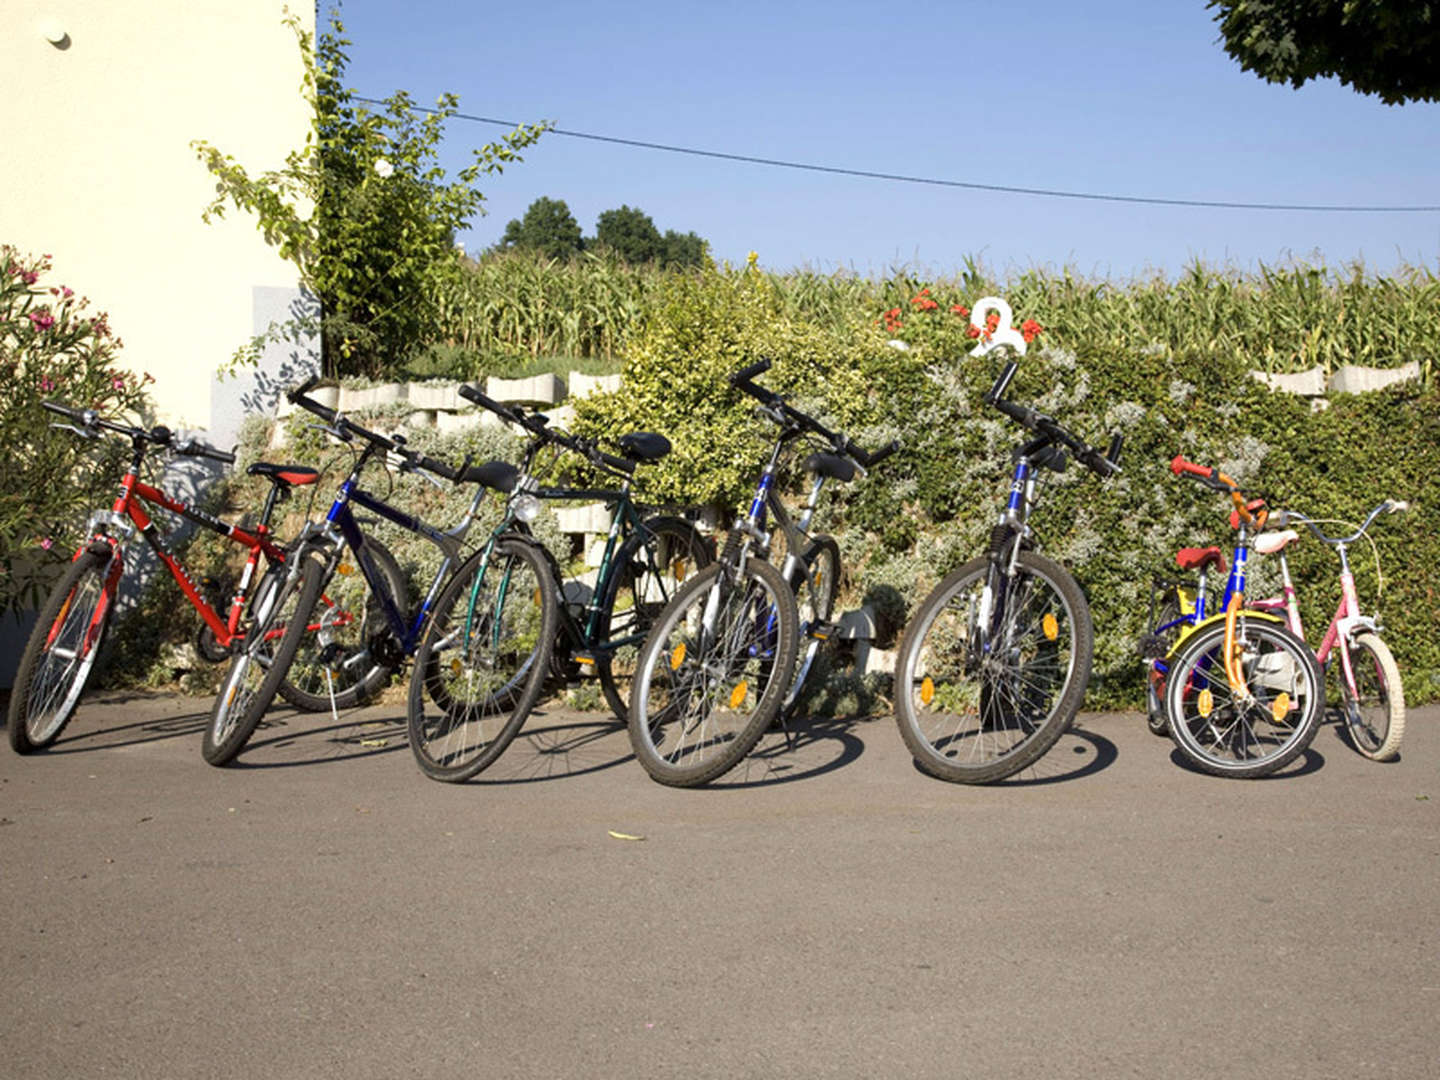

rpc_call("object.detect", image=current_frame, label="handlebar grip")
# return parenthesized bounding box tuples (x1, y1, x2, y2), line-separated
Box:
(1170, 455, 1213, 480)
(984, 360, 1019, 404)
(596, 448, 637, 475)
(415, 453, 458, 482)
(175, 438, 236, 465)
(729, 358, 772, 386)
(1105, 432, 1124, 469)
(42, 400, 82, 420)
(855, 438, 901, 468)
(286, 375, 321, 403)
(993, 398, 1038, 429)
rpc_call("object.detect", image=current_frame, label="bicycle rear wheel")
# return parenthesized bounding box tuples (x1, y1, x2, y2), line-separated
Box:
(781, 534, 840, 718)
(1145, 590, 1184, 737)
(407, 537, 556, 782)
(595, 516, 713, 722)
(1339, 632, 1404, 762)
(894, 551, 1093, 783)
(627, 557, 799, 787)
(203, 553, 323, 766)
(7, 548, 114, 753)
(277, 538, 408, 712)
(1164, 617, 1322, 778)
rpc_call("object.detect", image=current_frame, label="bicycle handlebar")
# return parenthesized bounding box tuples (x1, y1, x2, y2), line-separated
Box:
(42, 400, 234, 464)
(1272, 499, 1407, 546)
(286, 381, 463, 483)
(457, 383, 637, 477)
(729, 359, 900, 469)
(985, 362, 1122, 479)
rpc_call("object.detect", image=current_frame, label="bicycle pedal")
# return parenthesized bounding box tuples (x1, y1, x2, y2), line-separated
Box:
(808, 620, 840, 642)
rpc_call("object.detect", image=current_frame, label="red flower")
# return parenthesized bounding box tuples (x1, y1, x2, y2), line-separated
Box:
(1021, 318, 1043, 343)
(951, 305, 970, 317)
(985, 311, 1000, 330)
(965, 325, 981, 339)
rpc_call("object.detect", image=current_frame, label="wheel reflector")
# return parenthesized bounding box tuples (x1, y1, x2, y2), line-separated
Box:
(1271, 692, 1291, 721)
(729, 682, 748, 709)
(673, 559, 687, 582)
(1042, 613, 1058, 641)
(669, 643, 686, 669)
(1198, 688, 1214, 718)
(920, 676, 934, 705)
(337, 563, 354, 576)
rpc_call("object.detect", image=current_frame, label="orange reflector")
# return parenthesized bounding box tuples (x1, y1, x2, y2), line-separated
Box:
(533, 588, 542, 606)
(919, 677, 934, 706)
(451, 659, 462, 677)
(1198, 688, 1214, 718)
(1042, 613, 1058, 641)
(1271, 692, 1291, 721)
(337, 563, 354, 576)
(669, 643, 686, 670)
(728, 682, 748, 709)
(673, 559, 688, 582)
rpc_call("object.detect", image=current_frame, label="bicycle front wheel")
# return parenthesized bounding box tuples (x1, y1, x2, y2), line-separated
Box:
(894, 551, 1093, 783)
(1339, 632, 1405, 762)
(7, 548, 114, 753)
(595, 516, 714, 721)
(627, 558, 799, 787)
(277, 537, 408, 712)
(203, 553, 324, 766)
(1164, 617, 1322, 778)
(407, 537, 557, 783)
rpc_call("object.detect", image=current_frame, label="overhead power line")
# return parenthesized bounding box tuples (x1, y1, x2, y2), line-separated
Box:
(357, 96, 1440, 214)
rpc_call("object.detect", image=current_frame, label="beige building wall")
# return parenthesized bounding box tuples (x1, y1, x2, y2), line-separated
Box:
(1, 1, 314, 431)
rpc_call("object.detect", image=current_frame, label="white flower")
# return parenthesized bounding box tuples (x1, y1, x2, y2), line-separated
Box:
(373, 158, 394, 179)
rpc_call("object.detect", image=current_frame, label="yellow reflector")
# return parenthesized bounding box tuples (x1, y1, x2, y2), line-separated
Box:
(1042, 613, 1059, 641)
(450, 659, 462, 677)
(728, 682, 748, 709)
(533, 588, 542, 606)
(673, 559, 688, 582)
(1271, 692, 1291, 721)
(1198, 688, 1214, 718)
(574, 655, 594, 666)
(920, 677, 934, 705)
(669, 643, 686, 670)
(337, 563, 354, 576)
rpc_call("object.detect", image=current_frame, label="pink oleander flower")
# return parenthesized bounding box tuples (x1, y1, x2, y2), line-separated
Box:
(112, 375, 125, 391)
(40, 537, 53, 550)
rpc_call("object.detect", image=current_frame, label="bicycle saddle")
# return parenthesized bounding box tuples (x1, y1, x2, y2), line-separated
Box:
(618, 432, 671, 462)
(469, 460, 520, 493)
(1252, 529, 1300, 555)
(802, 452, 855, 483)
(247, 462, 319, 487)
(1175, 546, 1225, 573)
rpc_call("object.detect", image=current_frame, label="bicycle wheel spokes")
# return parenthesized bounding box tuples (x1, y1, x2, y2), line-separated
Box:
(9, 552, 112, 752)
(895, 552, 1092, 783)
(1166, 620, 1322, 777)
(1335, 632, 1405, 762)
(628, 559, 798, 786)
(408, 539, 555, 782)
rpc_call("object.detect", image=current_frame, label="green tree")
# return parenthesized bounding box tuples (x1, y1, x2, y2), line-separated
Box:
(661, 228, 707, 269)
(594, 204, 664, 264)
(499, 197, 584, 259)
(1208, 1, 1440, 104)
(192, 10, 547, 377)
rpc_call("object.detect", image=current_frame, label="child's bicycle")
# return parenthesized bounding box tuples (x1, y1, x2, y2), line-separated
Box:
(1158, 457, 1324, 777)
(1250, 499, 1408, 761)
(893, 358, 1122, 783)
(7, 400, 359, 753)
(625, 358, 897, 788)
(405, 383, 713, 783)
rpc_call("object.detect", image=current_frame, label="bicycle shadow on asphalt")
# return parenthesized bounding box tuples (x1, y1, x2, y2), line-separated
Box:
(690, 713, 872, 789)
(899, 723, 1120, 788)
(226, 709, 410, 769)
(1166, 744, 1324, 779)
(12, 691, 211, 754)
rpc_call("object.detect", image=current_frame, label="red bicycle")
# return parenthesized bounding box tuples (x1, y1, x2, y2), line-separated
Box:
(7, 400, 390, 753)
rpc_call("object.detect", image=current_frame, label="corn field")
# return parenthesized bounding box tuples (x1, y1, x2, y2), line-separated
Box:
(434, 252, 1437, 383)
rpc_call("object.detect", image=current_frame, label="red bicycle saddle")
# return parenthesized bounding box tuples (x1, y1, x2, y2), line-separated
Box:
(1175, 546, 1225, 573)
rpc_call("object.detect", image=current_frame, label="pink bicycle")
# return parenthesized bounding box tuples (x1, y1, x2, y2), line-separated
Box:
(1251, 499, 1409, 761)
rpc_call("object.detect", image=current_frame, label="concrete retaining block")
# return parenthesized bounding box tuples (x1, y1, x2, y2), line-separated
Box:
(1327, 361, 1420, 394)
(488, 373, 564, 406)
(569, 372, 623, 399)
(1248, 366, 1327, 396)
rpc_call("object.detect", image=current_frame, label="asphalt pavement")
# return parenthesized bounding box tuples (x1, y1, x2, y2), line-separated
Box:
(2, 690, 1437, 1079)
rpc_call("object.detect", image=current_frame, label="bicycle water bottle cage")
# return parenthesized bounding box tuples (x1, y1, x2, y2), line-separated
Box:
(801, 452, 856, 483)
(1175, 546, 1225, 573)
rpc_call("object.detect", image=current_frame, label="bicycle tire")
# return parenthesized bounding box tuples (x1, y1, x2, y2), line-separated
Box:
(626, 557, 799, 787)
(1164, 617, 1322, 778)
(894, 550, 1093, 784)
(595, 516, 714, 722)
(7, 549, 114, 753)
(781, 534, 840, 718)
(1339, 632, 1405, 762)
(276, 537, 408, 712)
(1145, 590, 1184, 737)
(407, 536, 557, 783)
(203, 553, 324, 766)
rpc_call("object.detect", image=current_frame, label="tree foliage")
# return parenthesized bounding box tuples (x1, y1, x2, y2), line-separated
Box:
(499, 196, 584, 259)
(192, 10, 547, 377)
(1208, 1, 1440, 104)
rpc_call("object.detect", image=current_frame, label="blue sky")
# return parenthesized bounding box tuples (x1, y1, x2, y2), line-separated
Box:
(336, 0, 1440, 280)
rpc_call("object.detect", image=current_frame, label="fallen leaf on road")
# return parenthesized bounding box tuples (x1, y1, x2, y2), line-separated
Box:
(608, 830, 646, 842)
(359, 738, 388, 748)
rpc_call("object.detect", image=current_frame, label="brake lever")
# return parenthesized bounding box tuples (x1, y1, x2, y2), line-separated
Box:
(306, 421, 352, 443)
(50, 422, 100, 440)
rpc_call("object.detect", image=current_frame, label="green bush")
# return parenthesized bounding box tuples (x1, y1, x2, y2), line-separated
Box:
(0, 246, 153, 615)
